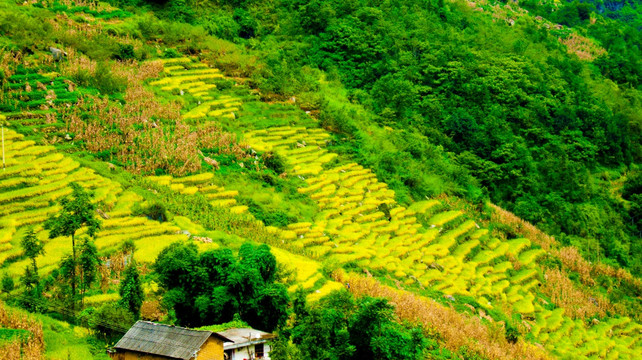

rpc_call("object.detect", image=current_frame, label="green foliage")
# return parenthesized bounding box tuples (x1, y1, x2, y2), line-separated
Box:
(505, 324, 519, 344)
(0, 328, 31, 344)
(195, 316, 249, 332)
(288, 291, 427, 360)
(162, 48, 181, 59)
(203, 10, 239, 41)
(154, 242, 289, 330)
(269, 336, 303, 360)
(21, 264, 39, 290)
(162, 0, 196, 24)
(350, 297, 427, 360)
(228, 0, 642, 273)
(119, 264, 144, 319)
(88, 303, 135, 342)
(44, 182, 101, 242)
(133, 202, 169, 223)
(233, 8, 257, 39)
(552, 1, 595, 27)
(623, 172, 642, 201)
(1, 273, 15, 293)
(263, 151, 286, 174)
(44, 183, 101, 307)
(78, 238, 100, 303)
(114, 43, 135, 60)
(20, 228, 45, 274)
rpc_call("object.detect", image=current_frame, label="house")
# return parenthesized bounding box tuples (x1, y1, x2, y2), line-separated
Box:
(109, 321, 234, 360)
(217, 328, 275, 360)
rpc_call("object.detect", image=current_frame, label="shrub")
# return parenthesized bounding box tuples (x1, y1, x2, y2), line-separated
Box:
(264, 151, 286, 174)
(162, 0, 196, 24)
(505, 324, 519, 344)
(162, 48, 181, 59)
(233, 8, 257, 39)
(93, 64, 127, 94)
(91, 303, 135, 341)
(115, 44, 135, 61)
(213, 79, 235, 91)
(134, 202, 169, 223)
(204, 11, 239, 41)
(1, 273, 14, 293)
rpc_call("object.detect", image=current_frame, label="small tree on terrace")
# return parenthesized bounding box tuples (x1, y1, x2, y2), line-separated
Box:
(20, 228, 45, 279)
(21, 227, 46, 312)
(119, 262, 144, 319)
(45, 182, 101, 309)
(78, 237, 100, 306)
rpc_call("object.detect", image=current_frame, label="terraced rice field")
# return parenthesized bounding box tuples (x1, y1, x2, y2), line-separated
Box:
(2, 110, 61, 135)
(1, 69, 87, 136)
(244, 126, 642, 357)
(146, 173, 248, 214)
(0, 126, 338, 303)
(244, 126, 335, 176)
(0, 128, 187, 274)
(149, 58, 242, 121)
(144, 172, 343, 299)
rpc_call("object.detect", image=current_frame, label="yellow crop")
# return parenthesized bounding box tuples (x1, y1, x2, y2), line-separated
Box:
(134, 234, 189, 262)
(307, 281, 344, 303)
(160, 57, 192, 64)
(84, 293, 120, 305)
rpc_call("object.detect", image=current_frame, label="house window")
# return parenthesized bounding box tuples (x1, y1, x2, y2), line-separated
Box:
(255, 343, 264, 358)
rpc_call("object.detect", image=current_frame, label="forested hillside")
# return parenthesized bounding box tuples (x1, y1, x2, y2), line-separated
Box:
(0, 0, 641, 359)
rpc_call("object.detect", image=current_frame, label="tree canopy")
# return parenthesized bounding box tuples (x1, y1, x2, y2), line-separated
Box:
(154, 242, 289, 330)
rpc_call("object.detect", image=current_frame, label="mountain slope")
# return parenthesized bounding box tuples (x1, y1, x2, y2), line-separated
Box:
(1, 0, 641, 358)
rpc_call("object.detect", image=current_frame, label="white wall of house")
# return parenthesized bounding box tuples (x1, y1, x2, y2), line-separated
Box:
(226, 343, 271, 360)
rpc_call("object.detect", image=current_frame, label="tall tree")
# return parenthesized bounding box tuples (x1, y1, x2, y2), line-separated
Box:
(78, 237, 100, 306)
(20, 228, 46, 306)
(20, 228, 45, 277)
(45, 183, 101, 309)
(119, 263, 144, 319)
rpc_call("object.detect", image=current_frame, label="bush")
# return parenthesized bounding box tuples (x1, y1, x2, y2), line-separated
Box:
(91, 303, 135, 341)
(71, 64, 126, 95)
(93, 64, 127, 94)
(162, 48, 180, 59)
(233, 8, 257, 39)
(263, 151, 286, 174)
(213, 79, 235, 91)
(162, 0, 196, 24)
(204, 11, 239, 41)
(138, 203, 169, 223)
(505, 324, 519, 344)
(1, 273, 14, 293)
(114, 44, 135, 61)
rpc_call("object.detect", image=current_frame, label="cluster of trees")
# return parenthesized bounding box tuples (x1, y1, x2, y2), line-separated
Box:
(153, 242, 289, 331)
(272, 290, 430, 360)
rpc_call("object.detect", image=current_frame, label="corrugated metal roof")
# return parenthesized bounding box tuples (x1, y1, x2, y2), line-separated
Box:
(114, 321, 233, 359)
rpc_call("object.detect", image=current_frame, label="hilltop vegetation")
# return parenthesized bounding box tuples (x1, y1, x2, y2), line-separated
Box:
(0, 0, 641, 359)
